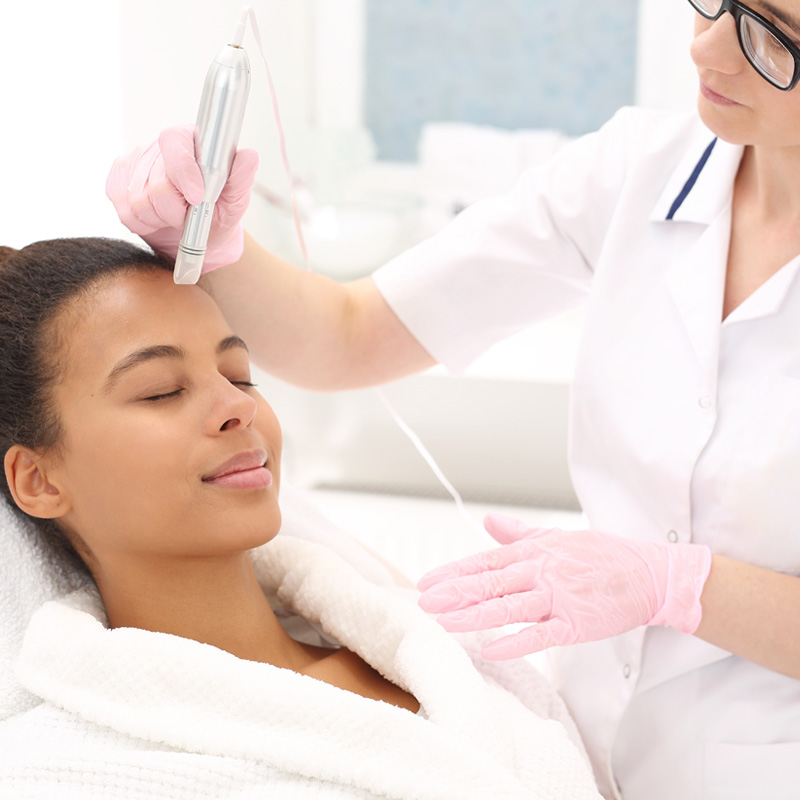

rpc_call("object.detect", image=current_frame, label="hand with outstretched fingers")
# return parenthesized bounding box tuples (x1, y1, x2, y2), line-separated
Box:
(418, 513, 712, 660)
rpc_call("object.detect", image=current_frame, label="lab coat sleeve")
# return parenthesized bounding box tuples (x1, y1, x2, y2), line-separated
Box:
(372, 106, 648, 373)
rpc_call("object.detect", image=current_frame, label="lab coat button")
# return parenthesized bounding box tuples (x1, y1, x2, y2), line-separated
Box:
(623, 664, 632, 679)
(667, 529, 679, 543)
(698, 395, 713, 409)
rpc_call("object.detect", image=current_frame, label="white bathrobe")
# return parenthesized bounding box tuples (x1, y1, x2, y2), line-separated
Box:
(0, 535, 600, 799)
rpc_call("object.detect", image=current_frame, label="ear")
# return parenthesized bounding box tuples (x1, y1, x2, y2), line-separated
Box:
(3, 446, 71, 519)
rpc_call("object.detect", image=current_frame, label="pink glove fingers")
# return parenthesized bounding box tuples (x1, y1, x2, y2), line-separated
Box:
(105, 159, 134, 230)
(106, 143, 162, 236)
(211, 152, 258, 232)
(418, 559, 539, 613)
(418, 536, 548, 593)
(483, 512, 545, 544)
(127, 144, 171, 235)
(158, 125, 205, 206)
(481, 620, 570, 660)
(198, 149, 259, 272)
(147, 156, 194, 232)
(417, 516, 714, 660)
(435, 589, 552, 632)
(218, 149, 259, 207)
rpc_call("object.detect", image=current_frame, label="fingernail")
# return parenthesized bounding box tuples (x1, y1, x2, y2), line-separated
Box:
(484, 511, 515, 526)
(436, 610, 473, 631)
(484, 512, 528, 536)
(417, 565, 455, 593)
(418, 583, 462, 613)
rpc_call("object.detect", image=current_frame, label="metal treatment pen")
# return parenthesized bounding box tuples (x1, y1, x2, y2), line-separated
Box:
(174, 7, 252, 284)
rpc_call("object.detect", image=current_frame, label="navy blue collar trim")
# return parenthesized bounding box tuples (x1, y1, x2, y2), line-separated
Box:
(666, 138, 718, 221)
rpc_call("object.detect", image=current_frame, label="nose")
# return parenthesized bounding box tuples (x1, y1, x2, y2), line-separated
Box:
(690, 11, 746, 76)
(208, 376, 258, 434)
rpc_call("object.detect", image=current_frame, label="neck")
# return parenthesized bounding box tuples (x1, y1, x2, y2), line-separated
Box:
(95, 549, 316, 671)
(737, 144, 800, 221)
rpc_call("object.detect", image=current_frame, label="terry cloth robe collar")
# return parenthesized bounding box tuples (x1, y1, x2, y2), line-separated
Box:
(14, 536, 599, 800)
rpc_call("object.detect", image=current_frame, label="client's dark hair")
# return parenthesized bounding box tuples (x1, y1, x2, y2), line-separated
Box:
(0, 238, 173, 571)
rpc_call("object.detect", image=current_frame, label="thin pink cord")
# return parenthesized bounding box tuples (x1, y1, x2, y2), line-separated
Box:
(244, 8, 478, 531)
(245, 8, 310, 269)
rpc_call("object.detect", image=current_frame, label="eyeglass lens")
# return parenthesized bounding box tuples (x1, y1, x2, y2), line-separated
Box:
(740, 15, 794, 86)
(693, 0, 723, 12)
(689, 0, 795, 88)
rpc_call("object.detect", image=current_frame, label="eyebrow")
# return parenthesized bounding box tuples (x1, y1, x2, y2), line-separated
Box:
(102, 336, 249, 393)
(757, 0, 800, 36)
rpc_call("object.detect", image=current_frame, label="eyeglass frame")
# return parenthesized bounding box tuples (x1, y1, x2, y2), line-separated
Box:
(688, 0, 800, 90)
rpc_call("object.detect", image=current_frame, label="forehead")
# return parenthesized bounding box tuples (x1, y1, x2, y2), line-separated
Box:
(56, 270, 233, 382)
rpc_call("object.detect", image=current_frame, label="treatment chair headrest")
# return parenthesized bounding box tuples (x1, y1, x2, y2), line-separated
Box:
(0, 500, 89, 720)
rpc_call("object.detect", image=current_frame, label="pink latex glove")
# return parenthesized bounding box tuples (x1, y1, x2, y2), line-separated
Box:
(105, 124, 259, 272)
(418, 513, 713, 660)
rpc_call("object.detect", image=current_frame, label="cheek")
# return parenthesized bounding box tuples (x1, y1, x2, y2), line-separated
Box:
(62, 411, 191, 508)
(256, 398, 282, 468)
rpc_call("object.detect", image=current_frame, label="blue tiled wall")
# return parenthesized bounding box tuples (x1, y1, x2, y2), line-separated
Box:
(365, 0, 638, 160)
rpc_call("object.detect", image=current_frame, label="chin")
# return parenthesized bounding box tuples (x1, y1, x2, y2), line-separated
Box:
(696, 99, 752, 146)
(211, 494, 283, 553)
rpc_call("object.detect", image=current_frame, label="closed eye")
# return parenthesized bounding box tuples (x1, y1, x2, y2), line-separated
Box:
(142, 381, 256, 403)
(143, 388, 184, 403)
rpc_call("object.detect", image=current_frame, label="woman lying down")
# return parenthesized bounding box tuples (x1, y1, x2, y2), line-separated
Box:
(0, 238, 600, 799)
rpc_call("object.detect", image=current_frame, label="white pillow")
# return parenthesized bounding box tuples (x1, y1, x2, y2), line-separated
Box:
(0, 481, 395, 721)
(0, 500, 89, 720)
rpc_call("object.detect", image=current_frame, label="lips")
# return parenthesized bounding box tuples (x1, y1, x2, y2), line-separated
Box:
(700, 80, 739, 106)
(202, 449, 268, 482)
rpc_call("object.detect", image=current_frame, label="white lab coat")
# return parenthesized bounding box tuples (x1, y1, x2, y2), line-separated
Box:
(373, 106, 800, 800)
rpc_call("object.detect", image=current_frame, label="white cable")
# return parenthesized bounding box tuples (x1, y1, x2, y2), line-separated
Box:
(243, 9, 481, 534)
(373, 387, 483, 534)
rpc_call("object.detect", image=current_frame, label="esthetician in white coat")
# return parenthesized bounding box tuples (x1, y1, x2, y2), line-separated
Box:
(106, 1, 800, 797)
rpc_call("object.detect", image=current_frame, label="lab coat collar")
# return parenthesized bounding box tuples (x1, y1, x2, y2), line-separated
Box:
(724, 254, 800, 324)
(665, 201, 729, 377)
(650, 132, 744, 225)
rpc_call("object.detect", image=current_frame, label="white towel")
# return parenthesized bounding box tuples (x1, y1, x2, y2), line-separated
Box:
(0, 482, 394, 721)
(2, 534, 600, 799)
(0, 502, 89, 719)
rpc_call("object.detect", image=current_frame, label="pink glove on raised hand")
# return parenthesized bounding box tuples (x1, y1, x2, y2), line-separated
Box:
(418, 513, 713, 660)
(105, 124, 259, 272)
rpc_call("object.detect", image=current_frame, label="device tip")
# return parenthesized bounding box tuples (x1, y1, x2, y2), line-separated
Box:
(174, 250, 205, 285)
(231, 6, 251, 47)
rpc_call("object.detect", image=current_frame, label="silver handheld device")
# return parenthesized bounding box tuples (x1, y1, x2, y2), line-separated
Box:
(174, 7, 252, 284)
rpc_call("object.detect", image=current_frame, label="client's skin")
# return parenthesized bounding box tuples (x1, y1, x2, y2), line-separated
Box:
(4, 264, 418, 713)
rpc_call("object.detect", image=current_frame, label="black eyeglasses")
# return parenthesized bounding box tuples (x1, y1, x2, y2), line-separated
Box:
(687, 0, 800, 90)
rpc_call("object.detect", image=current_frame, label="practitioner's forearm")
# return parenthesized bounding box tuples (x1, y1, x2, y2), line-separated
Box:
(694, 555, 800, 680)
(201, 232, 435, 389)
